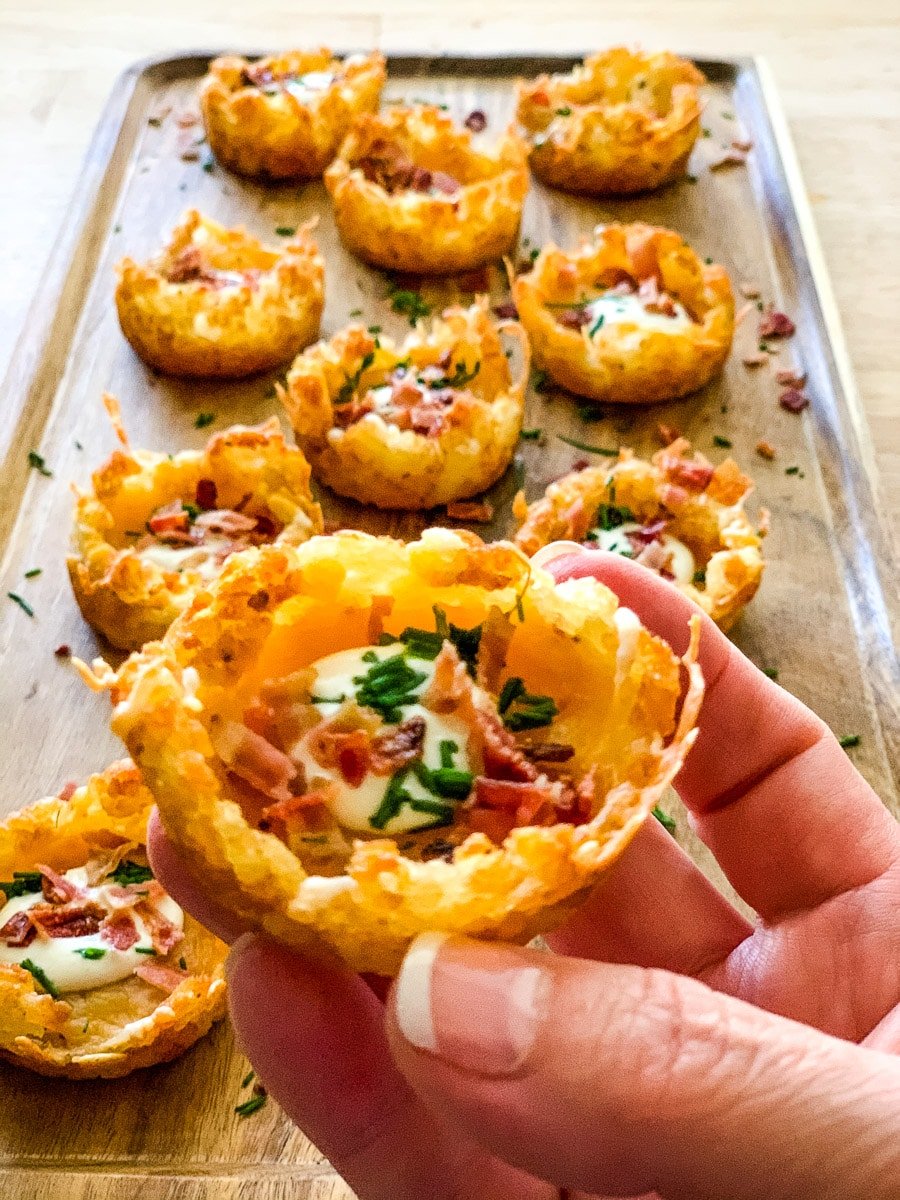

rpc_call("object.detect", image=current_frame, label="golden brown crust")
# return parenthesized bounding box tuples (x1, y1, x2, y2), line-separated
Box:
(103, 530, 703, 976)
(200, 49, 386, 180)
(115, 210, 325, 378)
(0, 761, 227, 1079)
(324, 106, 530, 274)
(514, 438, 766, 631)
(68, 408, 323, 651)
(512, 223, 734, 404)
(517, 48, 704, 195)
(280, 300, 529, 509)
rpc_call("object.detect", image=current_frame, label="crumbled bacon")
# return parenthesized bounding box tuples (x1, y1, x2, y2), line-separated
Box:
(493, 301, 518, 320)
(473, 777, 555, 826)
(626, 518, 668, 549)
(742, 352, 769, 367)
(0, 912, 36, 947)
(101, 910, 140, 950)
(212, 720, 297, 803)
(308, 726, 372, 787)
(37, 864, 83, 905)
(259, 787, 332, 828)
(522, 742, 575, 763)
(134, 961, 189, 992)
(54, 644, 72, 659)
(556, 308, 591, 329)
(776, 368, 806, 388)
(166, 246, 205, 283)
(369, 717, 426, 775)
(193, 509, 259, 536)
(357, 139, 460, 196)
(477, 707, 538, 782)
(30, 902, 104, 939)
(638, 276, 677, 317)
(464, 109, 487, 132)
(659, 455, 715, 492)
(759, 309, 796, 338)
(779, 388, 810, 413)
(422, 643, 473, 714)
(657, 423, 682, 446)
(636, 540, 673, 575)
(136, 901, 183, 955)
(57, 781, 78, 802)
(334, 395, 375, 427)
(148, 501, 194, 539)
(195, 478, 218, 509)
(446, 501, 494, 523)
(756, 439, 777, 460)
(254, 513, 276, 538)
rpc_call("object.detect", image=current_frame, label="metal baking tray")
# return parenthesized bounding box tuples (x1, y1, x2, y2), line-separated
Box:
(0, 50, 897, 1200)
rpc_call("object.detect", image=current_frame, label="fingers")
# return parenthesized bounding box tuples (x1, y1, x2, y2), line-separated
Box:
(226, 935, 553, 1200)
(548, 549, 900, 919)
(547, 817, 751, 974)
(389, 935, 900, 1200)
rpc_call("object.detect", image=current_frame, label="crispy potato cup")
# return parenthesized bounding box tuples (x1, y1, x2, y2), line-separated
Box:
(324, 106, 530, 274)
(0, 761, 226, 1079)
(515, 439, 766, 631)
(517, 47, 705, 195)
(115, 210, 325, 378)
(513, 223, 734, 405)
(280, 300, 529, 509)
(68, 404, 323, 651)
(97, 529, 703, 976)
(200, 49, 386, 180)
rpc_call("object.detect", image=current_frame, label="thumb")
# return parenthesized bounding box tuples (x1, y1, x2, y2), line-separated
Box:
(387, 935, 900, 1200)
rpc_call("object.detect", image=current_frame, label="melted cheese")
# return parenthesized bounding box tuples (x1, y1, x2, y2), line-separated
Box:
(593, 523, 696, 585)
(0, 868, 183, 994)
(291, 646, 477, 836)
(137, 538, 231, 580)
(582, 292, 691, 336)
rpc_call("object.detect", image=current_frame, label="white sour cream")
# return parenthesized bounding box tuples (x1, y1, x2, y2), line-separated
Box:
(137, 538, 232, 580)
(283, 72, 335, 103)
(0, 868, 183, 994)
(593, 523, 696, 585)
(583, 292, 691, 336)
(291, 645, 476, 836)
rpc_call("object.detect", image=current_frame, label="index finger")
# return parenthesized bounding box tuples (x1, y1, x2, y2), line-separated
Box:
(547, 549, 900, 920)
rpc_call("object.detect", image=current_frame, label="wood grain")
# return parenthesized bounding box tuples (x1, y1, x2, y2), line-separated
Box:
(0, 27, 897, 1200)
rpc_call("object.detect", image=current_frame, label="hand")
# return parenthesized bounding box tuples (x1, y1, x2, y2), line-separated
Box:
(149, 549, 900, 1200)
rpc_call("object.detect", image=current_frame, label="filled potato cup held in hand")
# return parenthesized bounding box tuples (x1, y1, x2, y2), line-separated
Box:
(68, 403, 323, 651)
(515, 439, 766, 631)
(115, 210, 325, 378)
(0, 761, 227, 1079)
(324, 105, 530, 274)
(512, 223, 734, 405)
(96, 529, 703, 976)
(279, 299, 529, 510)
(517, 47, 705, 195)
(199, 48, 386, 180)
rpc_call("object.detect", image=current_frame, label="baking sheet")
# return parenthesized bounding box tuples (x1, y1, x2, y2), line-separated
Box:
(0, 51, 896, 1199)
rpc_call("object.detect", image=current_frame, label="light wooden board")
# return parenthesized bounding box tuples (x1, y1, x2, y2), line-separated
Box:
(0, 51, 896, 1200)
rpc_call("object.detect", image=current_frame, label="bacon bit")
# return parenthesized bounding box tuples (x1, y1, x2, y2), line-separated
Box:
(134, 961, 189, 992)
(660, 482, 689, 510)
(755, 440, 777, 460)
(638, 276, 676, 317)
(532, 89, 551, 107)
(709, 149, 747, 170)
(759, 309, 795, 338)
(0, 912, 36, 947)
(477, 708, 538, 782)
(106, 880, 165, 906)
(430, 170, 460, 195)
(334, 395, 375, 428)
(627, 519, 668, 549)
(148, 501, 192, 537)
(522, 742, 575, 763)
(571, 458, 590, 473)
(370, 717, 426, 776)
(735, 302, 754, 325)
(308, 727, 372, 787)
(259, 787, 332, 827)
(742, 352, 770, 367)
(195, 478, 218, 509)
(493, 301, 518, 320)
(176, 111, 200, 128)
(101, 910, 139, 950)
(779, 388, 810, 413)
(732, 137, 754, 153)
(556, 308, 591, 330)
(54, 644, 72, 659)
(446, 501, 494, 523)
(636, 540, 673, 575)
(776, 368, 807, 388)
(213, 720, 297, 803)
(37, 864, 83, 905)
(194, 508, 259, 536)
(422, 643, 472, 714)
(739, 281, 761, 299)
(473, 777, 553, 827)
(136, 901, 183, 955)
(466, 806, 516, 844)
(464, 109, 487, 132)
(30, 902, 104, 939)
(243, 701, 279, 742)
(660, 456, 715, 492)
(657, 423, 682, 446)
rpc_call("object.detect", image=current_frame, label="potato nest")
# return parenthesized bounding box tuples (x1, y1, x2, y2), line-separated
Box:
(68, 403, 323, 651)
(115, 210, 325, 378)
(324, 105, 530, 274)
(199, 48, 386, 180)
(96, 529, 703, 976)
(512, 223, 734, 404)
(516, 47, 705, 195)
(515, 438, 766, 631)
(0, 760, 227, 1079)
(279, 299, 529, 509)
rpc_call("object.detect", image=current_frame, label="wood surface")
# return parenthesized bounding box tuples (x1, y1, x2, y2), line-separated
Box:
(0, 8, 897, 1200)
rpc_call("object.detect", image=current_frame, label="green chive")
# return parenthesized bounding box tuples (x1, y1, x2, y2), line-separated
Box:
(0, 871, 42, 898)
(838, 734, 860, 749)
(692, 569, 707, 586)
(557, 435, 618, 457)
(235, 1092, 267, 1117)
(652, 806, 677, 836)
(429, 768, 474, 800)
(336, 350, 376, 404)
(8, 593, 34, 617)
(111, 861, 154, 886)
(20, 959, 59, 998)
(135, 947, 157, 955)
(593, 503, 633, 531)
(555, 106, 572, 116)
(498, 677, 558, 731)
(407, 797, 454, 823)
(587, 312, 605, 337)
(388, 286, 431, 324)
(370, 769, 412, 830)
(439, 740, 458, 769)
(498, 677, 525, 714)
(28, 451, 52, 477)
(531, 369, 551, 392)
(75, 947, 107, 960)
(275, 225, 296, 236)
(785, 466, 802, 476)
(520, 428, 543, 440)
(194, 412, 215, 428)
(762, 667, 779, 680)
(241, 1070, 255, 1088)
(712, 435, 732, 448)
(310, 693, 346, 704)
(24, 568, 42, 579)
(179, 956, 187, 971)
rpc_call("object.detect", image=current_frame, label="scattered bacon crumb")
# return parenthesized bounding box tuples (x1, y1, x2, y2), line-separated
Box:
(659, 455, 715, 492)
(54, 644, 72, 659)
(0, 912, 36, 947)
(759, 309, 796, 338)
(370, 717, 426, 775)
(149, 105, 172, 125)
(464, 109, 487, 132)
(178, 135, 203, 162)
(478, 709, 538, 782)
(30, 902, 104, 939)
(493, 301, 518, 320)
(732, 137, 754, 153)
(742, 352, 770, 368)
(776, 368, 807, 388)
(176, 111, 200, 128)
(739, 281, 761, 299)
(779, 388, 810, 413)
(446, 500, 494, 523)
(735, 302, 754, 325)
(102, 910, 140, 951)
(134, 961, 189, 992)
(38, 864, 83, 905)
(195, 478, 218, 509)
(657, 423, 682, 446)
(709, 149, 747, 170)
(571, 458, 590, 472)
(57, 781, 78, 803)
(755, 440, 777, 460)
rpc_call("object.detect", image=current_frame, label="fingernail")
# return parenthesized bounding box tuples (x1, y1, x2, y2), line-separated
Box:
(531, 540, 586, 569)
(394, 933, 551, 1075)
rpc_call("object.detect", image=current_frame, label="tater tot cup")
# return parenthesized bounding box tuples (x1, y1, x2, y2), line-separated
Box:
(517, 47, 705, 195)
(324, 106, 530, 274)
(200, 48, 386, 180)
(0, 761, 226, 1079)
(94, 529, 704, 977)
(115, 210, 325, 378)
(512, 223, 734, 404)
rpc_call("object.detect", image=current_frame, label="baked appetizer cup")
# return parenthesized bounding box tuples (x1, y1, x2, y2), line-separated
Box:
(280, 300, 529, 509)
(515, 439, 765, 631)
(69, 404, 323, 651)
(517, 47, 705, 195)
(98, 529, 703, 977)
(0, 760, 226, 1079)
(324, 106, 530, 274)
(115, 210, 325, 378)
(200, 49, 386, 180)
(512, 223, 734, 405)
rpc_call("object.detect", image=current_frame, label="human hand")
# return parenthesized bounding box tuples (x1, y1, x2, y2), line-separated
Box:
(149, 549, 900, 1200)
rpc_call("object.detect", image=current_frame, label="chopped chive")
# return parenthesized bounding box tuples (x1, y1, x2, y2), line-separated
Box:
(407, 797, 454, 823)
(28, 451, 52, 477)
(20, 959, 59, 998)
(0, 871, 42, 898)
(555, 106, 572, 116)
(24, 568, 42, 579)
(75, 947, 107, 960)
(704, 256, 713, 265)
(531, 369, 551, 392)
(712, 435, 732, 448)
(135, 946, 157, 955)
(179, 956, 187, 971)
(274, 225, 296, 236)
(520, 428, 543, 440)
(111, 861, 154, 885)
(74, 440, 83, 450)
(388, 285, 431, 324)
(593, 503, 633, 531)
(336, 350, 376, 404)
(838, 734, 860, 749)
(429, 768, 474, 799)
(692, 569, 707, 586)
(235, 1092, 267, 1117)
(310, 693, 346, 704)
(576, 401, 605, 422)
(685, 173, 698, 183)
(785, 465, 802, 476)
(194, 412, 215, 428)
(439, 739, 458, 770)
(370, 769, 412, 830)
(498, 677, 558, 731)
(241, 1070, 255, 1088)
(587, 312, 605, 337)
(652, 806, 677, 836)
(762, 667, 779, 680)
(557, 434, 618, 457)
(8, 592, 34, 617)
(498, 677, 525, 714)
